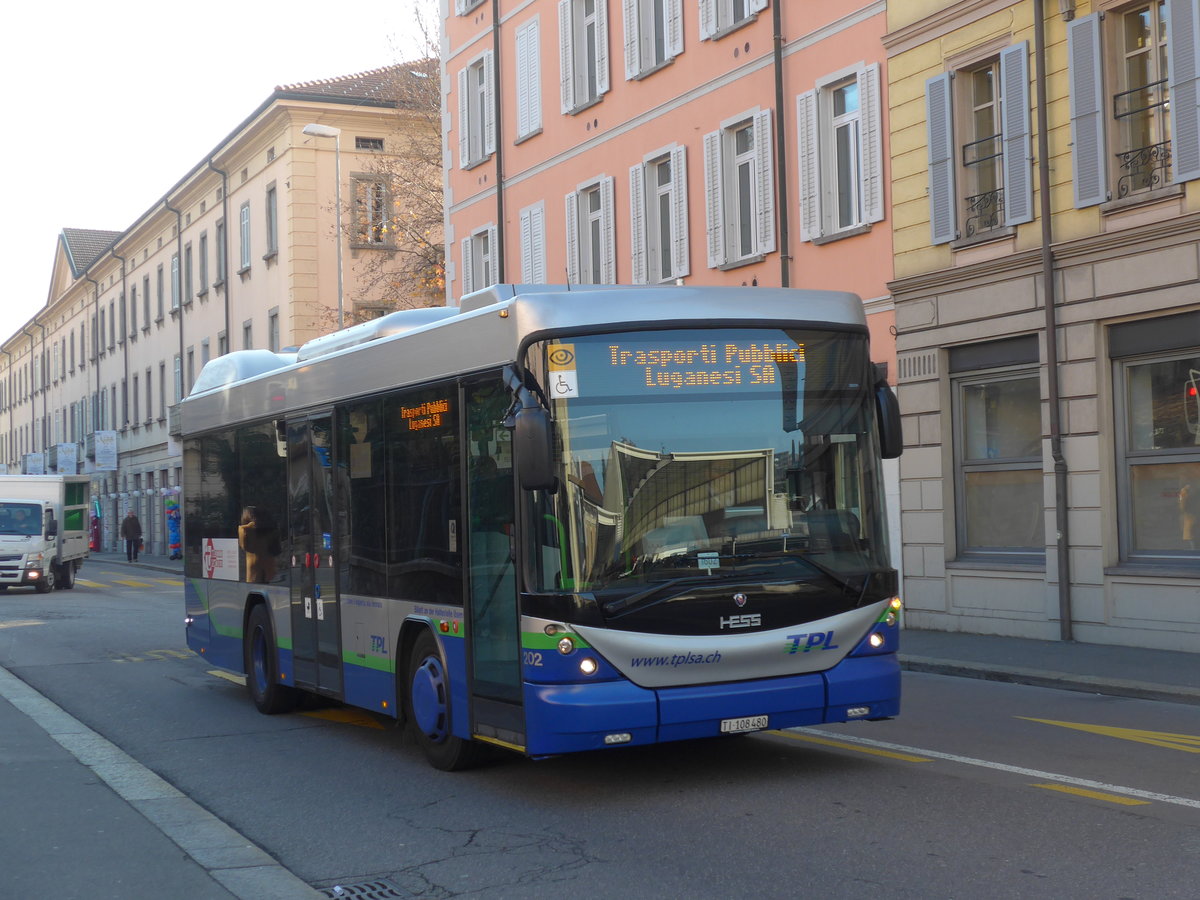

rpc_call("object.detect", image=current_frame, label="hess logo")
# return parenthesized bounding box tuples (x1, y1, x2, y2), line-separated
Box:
(720, 613, 761, 629)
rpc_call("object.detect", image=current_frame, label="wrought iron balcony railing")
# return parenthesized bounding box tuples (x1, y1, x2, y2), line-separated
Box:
(1115, 140, 1171, 198)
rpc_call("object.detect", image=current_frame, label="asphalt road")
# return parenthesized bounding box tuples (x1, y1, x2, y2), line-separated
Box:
(2, 561, 1198, 899)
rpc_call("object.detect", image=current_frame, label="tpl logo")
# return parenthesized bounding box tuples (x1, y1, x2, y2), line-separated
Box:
(785, 631, 840, 653)
(720, 613, 761, 629)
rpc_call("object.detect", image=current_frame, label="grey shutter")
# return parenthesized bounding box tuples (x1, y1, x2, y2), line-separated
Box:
(750, 0, 767, 12)
(623, 0, 640, 80)
(521, 203, 547, 284)
(1168, 0, 1200, 182)
(595, 0, 611, 96)
(670, 144, 690, 277)
(485, 225, 498, 286)
(796, 89, 821, 242)
(926, 72, 957, 245)
(667, 0, 683, 58)
(458, 68, 470, 168)
(860, 63, 885, 224)
(629, 163, 647, 283)
(754, 109, 776, 254)
(600, 175, 616, 283)
(516, 20, 540, 138)
(565, 191, 580, 283)
(483, 51, 496, 156)
(461, 236, 474, 295)
(1000, 42, 1033, 225)
(559, 0, 575, 113)
(699, 0, 715, 41)
(520, 206, 534, 284)
(1068, 14, 1108, 207)
(703, 129, 725, 267)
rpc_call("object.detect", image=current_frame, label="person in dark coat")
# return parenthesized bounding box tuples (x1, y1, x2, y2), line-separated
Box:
(121, 510, 143, 562)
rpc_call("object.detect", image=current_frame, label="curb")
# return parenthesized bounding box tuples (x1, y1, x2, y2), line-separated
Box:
(900, 655, 1200, 707)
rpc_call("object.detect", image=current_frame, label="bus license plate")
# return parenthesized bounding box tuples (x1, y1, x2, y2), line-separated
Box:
(720, 715, 768, 734)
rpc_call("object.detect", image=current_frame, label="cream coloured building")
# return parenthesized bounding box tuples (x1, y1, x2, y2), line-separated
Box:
(887, 0, 1199, 652)
(0, 66, 438, 554)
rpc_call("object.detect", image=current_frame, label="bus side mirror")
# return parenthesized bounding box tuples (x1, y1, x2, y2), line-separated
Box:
(875, 383, 903, 459)
(513, 404, 558, 492)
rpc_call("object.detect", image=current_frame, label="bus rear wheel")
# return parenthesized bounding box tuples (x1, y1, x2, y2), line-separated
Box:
(244, 604, 298, 715)
(406, 630, 487, 771)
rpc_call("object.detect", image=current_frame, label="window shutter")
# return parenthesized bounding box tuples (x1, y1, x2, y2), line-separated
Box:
(458, 68, 470, 168)
(754, 109, 776, 254)
(699, 0, 716, 41)
(516, 22, 533, 137)
(461, 236, 474, 295)
(521, 203, 547, 284)
(595, 0, 611, 96)
(1068, 14, 1107, 207)
(703, 130, 725, 267)
(1168, 0, 1200, 182)
(667, 0, 683, 58)
(925, 72, 957, 245)
(601, 175, 616, 283)
(796, 89, 821, 242)
(565, 191, 580, 283)
(486, 225, 498, 286)
(1000, 42, 1033, 225)
(750, 0, 768, 12)
(483, 51, 496, 156)
(623, 0, 641, 80)
(629, 163, 647, 283)
(860, 63, 885, 224)
(671, 144, 690, 278)
(559, 0, 575, 113)
(521, 207, 534, 284)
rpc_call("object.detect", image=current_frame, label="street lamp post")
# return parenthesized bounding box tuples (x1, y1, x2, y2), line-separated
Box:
(302, 123, 345, 330)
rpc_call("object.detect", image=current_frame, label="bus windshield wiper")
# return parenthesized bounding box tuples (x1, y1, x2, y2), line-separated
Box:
(727, 550, 867, 596)
(602, 573, 743, 616)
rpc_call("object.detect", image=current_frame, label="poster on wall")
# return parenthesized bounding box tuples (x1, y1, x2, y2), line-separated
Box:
(55, 443, 79, 474)
(94, 431, 118, 470)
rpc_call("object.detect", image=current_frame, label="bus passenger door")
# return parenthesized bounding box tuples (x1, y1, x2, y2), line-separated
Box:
(464, 379, 524, 749)
(287, 414, 343, 698)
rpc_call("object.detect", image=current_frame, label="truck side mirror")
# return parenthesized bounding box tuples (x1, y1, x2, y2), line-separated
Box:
(45, 517, 58, 539)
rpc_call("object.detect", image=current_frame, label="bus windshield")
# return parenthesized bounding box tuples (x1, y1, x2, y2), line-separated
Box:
(525, 328, 892, 619)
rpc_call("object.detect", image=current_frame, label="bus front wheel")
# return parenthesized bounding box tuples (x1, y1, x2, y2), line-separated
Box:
(244, 604, 298, 715)
(406, 630, 486, 771)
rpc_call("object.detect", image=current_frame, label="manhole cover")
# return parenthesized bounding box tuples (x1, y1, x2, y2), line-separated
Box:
(319, 878, 407, 899)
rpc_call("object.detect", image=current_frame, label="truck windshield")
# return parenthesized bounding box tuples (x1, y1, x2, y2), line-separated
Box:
(0, 503, 43, 536)
(523, 328, 893, 618)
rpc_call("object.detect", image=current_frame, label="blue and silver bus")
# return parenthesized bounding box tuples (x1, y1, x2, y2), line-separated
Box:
(181, 284, 903, 769)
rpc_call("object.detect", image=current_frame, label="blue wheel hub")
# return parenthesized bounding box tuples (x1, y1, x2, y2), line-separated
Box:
(411, 655, 449, 741)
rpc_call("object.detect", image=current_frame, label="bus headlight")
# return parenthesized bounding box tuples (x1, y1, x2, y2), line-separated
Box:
(579, 658, 598, 676)
(868, 632, 886, 649)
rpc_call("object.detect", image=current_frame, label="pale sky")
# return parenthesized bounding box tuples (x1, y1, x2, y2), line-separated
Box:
(0, 0, 438, 341)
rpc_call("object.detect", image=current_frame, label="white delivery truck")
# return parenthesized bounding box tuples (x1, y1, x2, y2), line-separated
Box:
(0, 474, 91, 593)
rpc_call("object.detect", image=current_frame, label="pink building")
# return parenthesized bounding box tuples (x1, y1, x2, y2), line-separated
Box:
(442, 0, 894, 375)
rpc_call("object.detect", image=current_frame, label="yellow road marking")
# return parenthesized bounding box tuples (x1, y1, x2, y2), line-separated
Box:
(74, 579, 104, 588)
(1021, 718, 1200, 754)
(208, 669, 246, 685)
(303, 708, 386, 730)
(113, 579, 154, 588)
(0, 619, 46, 630)
(1032, 783, 1151, 806)
(769, 729, 933, 762)
(155, 579, 184, 586)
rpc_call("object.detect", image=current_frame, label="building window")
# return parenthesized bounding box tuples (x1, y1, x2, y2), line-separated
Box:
(146, 367, 153, 423)
(455, 0, 486, 13)
(566, 176, 615, 284)
(174, 355, 182, 403)
(797, 64, 884, 242)
(201, 338, 211, 367)
(355, 136, 384, 150)
(1069, 4, 1200, 207)
(630, 146, 689, 283)
(199, 232, 209, 291)
(624, 0, 683, 79)
(703, 110, 775, 268)
(1112, 313, 1200, 564)
(215, 219, 227, 284)
(268, 308, 280, 353)
(218, 331, 228, 357)
(130, 286, 138, 335)
(184, 243, 194, 303)
(925, 43, 1032, 244)
(460, 223, 498, 294)
(170, 254, 181, 310)
(515, 18, 543, 141)
(353, 178, 391, 246)
(243, 320, 253, 350)
(239, 201, 251, 271)
(156, 265, 165, 321)
(159, 363, 167, 419)
(519, 202, 547, 284)
(265, 185, 278, 256)
(950, 338, 1044, 557)
(699, 0, 766, 40)
(559, 0, 610, 114)
(459, 52, 495, 168)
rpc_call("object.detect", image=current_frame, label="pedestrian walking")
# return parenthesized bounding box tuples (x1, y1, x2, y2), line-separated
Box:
(121, 510, 143, 562)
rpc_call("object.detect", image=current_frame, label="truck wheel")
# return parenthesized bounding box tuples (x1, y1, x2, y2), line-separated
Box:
(59, 562, 75, 590)
(244, 604, 298, 715)
(35, 567, 55, 594)
(406, 629, 487, 771)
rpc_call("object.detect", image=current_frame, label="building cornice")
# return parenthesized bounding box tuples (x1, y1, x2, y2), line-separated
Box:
(883, 0, 1021, 57)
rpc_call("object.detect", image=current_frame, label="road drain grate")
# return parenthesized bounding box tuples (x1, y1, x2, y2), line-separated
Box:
(319, 878, 407, 899)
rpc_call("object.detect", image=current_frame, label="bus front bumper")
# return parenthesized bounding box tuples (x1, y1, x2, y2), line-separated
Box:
(523, 653, 900, 757)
